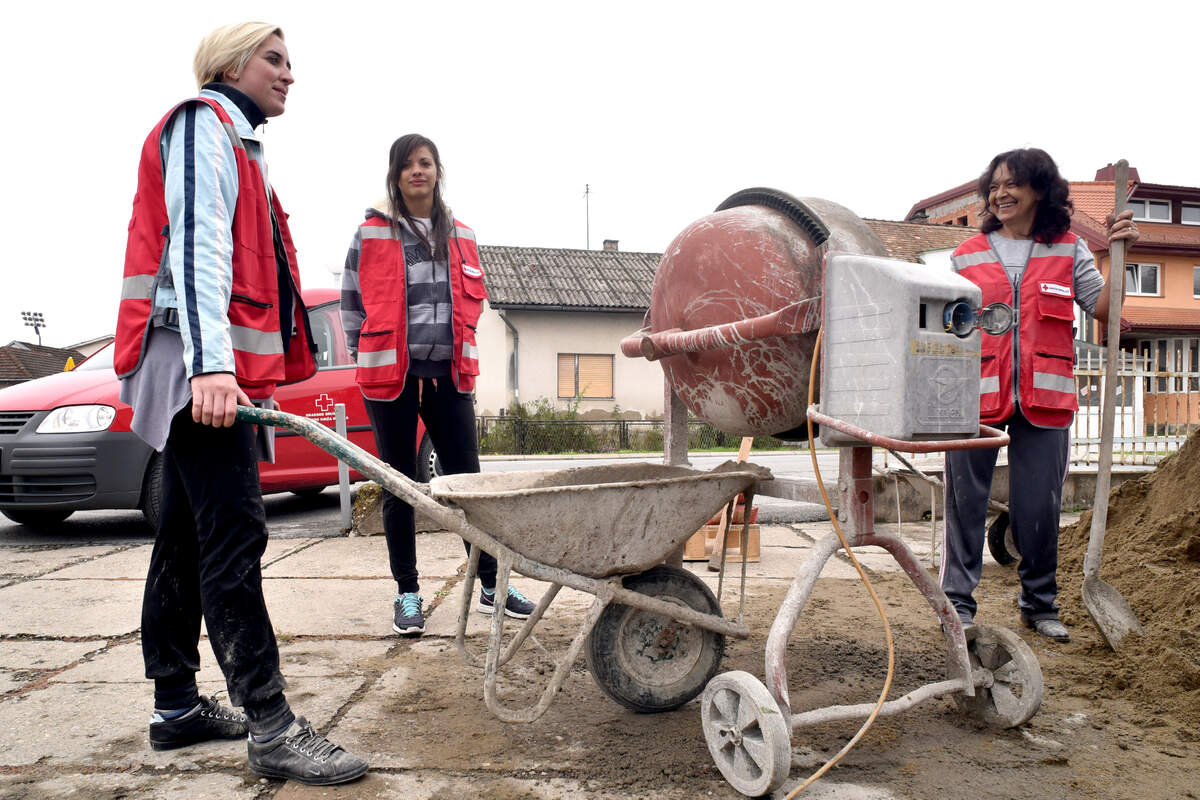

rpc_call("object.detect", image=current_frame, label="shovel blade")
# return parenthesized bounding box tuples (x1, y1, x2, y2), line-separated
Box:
(1082, 575, 1145, 650)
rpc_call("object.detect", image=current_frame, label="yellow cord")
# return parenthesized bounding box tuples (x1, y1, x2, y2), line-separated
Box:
(783, 326, 897, 798)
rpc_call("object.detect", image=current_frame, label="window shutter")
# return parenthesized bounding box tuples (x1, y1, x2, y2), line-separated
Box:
(578, 355, 613, 398)
(557, 354, 576, 398)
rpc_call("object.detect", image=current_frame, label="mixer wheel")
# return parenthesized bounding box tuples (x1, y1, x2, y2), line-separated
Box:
(701, 670, 791, 796)
(585, 565, 725, 713)
(952, 624, 1044, 728)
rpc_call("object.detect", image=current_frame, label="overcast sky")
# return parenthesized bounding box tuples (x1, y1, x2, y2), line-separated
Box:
(3, 0, 1196, 349)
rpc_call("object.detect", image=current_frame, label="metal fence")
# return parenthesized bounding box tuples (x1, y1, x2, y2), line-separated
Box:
(475, 417, 793, 456)
(1071, 343, 1200, 465)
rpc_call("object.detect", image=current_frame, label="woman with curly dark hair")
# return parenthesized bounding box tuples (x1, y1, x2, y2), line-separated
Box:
(939, 148, 1138, 643)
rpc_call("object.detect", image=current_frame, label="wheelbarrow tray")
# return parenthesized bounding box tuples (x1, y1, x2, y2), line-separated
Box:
(430, 461, 769, 579)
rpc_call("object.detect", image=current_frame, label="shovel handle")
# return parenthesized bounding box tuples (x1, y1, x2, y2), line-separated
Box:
(1083, 160, 1129, 578)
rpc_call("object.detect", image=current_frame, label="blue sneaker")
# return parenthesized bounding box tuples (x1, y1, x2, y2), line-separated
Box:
(393, 592, 425, 635)
(476, 585, 536, 619)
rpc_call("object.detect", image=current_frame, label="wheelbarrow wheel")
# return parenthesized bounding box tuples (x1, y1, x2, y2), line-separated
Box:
(700, 670, 791, 796)
(585, 565, 725, 713)
(952, 624, 1043, 728)
(987, 511, 1019, 566)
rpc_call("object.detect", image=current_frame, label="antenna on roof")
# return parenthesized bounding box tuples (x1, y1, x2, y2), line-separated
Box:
(583, 184, 591, 250)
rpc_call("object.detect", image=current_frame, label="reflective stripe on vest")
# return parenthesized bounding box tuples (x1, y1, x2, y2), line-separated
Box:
(980, 375, 1000, 395)
(121, 274, 155, 300)
(1033, 371, 1075, 394)
(357, 349, 397, 368)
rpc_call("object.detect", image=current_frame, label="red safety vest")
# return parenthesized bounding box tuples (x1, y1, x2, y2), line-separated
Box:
(354, 216, 486, 399)
(952, 232, 1079, 428)
(115, 97, 315, 399)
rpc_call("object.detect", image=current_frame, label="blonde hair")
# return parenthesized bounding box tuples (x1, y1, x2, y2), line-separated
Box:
(192, 22, 285, 89)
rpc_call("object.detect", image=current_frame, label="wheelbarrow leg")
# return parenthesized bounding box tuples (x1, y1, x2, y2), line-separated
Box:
(455, 548, 562, 670)
(481, 557, 611, 723)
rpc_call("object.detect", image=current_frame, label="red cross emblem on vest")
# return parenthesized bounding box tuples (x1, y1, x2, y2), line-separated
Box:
(314, 393, 334, 414)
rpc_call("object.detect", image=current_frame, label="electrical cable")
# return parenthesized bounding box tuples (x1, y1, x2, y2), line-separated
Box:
(783, 326, 897, 798)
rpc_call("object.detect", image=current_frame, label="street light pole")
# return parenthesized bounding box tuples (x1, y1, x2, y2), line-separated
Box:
(21, 311, 46, 346)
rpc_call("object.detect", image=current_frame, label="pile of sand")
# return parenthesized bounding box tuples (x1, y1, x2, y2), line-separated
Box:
(1057, 429, 1200, 725)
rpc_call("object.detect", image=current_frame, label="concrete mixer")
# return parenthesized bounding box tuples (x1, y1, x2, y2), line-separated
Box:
(622, 189, 1041, 797)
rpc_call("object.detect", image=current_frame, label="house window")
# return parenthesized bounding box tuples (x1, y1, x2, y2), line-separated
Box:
(1183, 203, 1200, 226)
(1125, 262, 1160, 296)
(557, 353, 614, 399)
(1195, 266, 1200, 298)
(1127, 199, 1170, 222)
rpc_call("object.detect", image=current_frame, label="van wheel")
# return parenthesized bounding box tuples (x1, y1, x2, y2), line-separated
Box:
(416, 434, 442, 483)
(140, 452, 164, 531)
(1, 508, 73, 528)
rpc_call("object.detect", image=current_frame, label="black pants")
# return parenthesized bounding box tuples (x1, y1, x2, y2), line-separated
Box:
(142, 408, 290, 734)
(364, 377, 496, 594)
(940, 409, 1069, 624)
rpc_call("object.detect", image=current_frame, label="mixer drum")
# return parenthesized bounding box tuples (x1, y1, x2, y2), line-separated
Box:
(647, 190, 887, 438)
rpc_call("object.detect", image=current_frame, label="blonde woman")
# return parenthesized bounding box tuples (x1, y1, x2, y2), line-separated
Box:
(116, 22, 366, 785)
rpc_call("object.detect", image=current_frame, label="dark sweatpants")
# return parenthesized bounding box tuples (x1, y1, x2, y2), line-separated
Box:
(364, 376, 497, 594)
(940, 409, 1069, 624)
(141, 409, 291, 736)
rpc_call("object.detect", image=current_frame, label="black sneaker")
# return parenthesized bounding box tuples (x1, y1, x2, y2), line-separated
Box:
(247, 716, 368, 786)
(476, 585, 536, 619)
(149, 693, 248, 751)
(393, 592, 425, 635)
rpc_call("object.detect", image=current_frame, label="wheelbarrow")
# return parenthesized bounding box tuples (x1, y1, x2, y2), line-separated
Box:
(237, 405, 768, 723)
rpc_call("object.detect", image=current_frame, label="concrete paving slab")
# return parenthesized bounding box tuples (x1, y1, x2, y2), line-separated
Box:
(262, 532, 469, 581)
(273, 772, 727, 800)
(0, 545, 119, 579)
(0, 772, 257, 800)
(0, 579, 143, 637)
(46, 544, 151, 579)
(263, 577, 396, 637)
(263, 536, 388, 578)
(0, 676, 359, 770)
(278, 638, 394, 678)
(0, 672, 22, 693)
(322, 665, 416, 769)
(47, 538, 320, 580)
(0, 640, 106, 673)
(53, 640, 225, 686)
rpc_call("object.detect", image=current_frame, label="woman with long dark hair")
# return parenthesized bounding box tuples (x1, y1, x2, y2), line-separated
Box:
(341, 134, 535, 635)
(939, 148, 1138, 643)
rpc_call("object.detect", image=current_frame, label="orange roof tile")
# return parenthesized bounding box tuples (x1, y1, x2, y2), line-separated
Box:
(1121, 307, 1200, 331)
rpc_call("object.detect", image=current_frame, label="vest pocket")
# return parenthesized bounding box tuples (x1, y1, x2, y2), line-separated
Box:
(355, 328, 402, 387)
(978, 354, 1004, 417)
(1036, 287, 1075, 321)
(1026, 351, 1078, 412)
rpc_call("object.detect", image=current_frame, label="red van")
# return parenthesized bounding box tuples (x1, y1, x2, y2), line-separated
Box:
(0, 288, 438, 529)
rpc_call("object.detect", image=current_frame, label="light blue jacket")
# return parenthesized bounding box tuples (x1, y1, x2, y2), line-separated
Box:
(154, 89, 272, 379)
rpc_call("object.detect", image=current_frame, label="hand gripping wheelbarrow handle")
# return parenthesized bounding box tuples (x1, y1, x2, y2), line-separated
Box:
(235, 405, 461, 529)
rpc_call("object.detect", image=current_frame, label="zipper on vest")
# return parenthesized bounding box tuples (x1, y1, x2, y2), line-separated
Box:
(361, 329, 392, 337)
(1036, 351, 1073, 362)
(231, 293, 273, 309)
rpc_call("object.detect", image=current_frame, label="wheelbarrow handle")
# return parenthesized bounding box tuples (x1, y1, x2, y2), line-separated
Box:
(235, 405, 457, 526)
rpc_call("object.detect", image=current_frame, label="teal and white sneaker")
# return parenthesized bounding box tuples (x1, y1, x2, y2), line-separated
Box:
(393, 592, 425, 635)
(476, 585, 535, 619)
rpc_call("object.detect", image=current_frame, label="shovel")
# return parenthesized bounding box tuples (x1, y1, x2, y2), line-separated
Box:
(1081, 159, 1145, 649)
